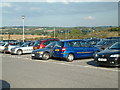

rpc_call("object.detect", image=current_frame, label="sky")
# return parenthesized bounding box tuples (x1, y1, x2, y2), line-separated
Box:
(0, 0, 119, 27)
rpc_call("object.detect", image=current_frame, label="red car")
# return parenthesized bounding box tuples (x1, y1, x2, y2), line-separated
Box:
(33, 38, 59, 50)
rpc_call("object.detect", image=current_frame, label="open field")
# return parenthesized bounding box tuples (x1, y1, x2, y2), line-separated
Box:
(0, 35, 51, 40)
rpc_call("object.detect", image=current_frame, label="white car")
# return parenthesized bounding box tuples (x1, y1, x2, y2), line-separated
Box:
(11, 42, 34, 55)
(4, 42, 24, 53)
(0, 43, 8, 52)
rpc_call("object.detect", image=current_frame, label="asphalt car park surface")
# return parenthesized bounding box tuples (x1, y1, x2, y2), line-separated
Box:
(1, 53, 119, 88)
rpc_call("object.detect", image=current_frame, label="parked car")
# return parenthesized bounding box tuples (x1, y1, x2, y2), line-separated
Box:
(4, 42, 24, 53)
(33, 38, 59, 50)
(95, 39, 119, 50)
(11, 41, 34, 55)
(0, 43, 8, 52)
(32, 41, 59, 60)
(0, 40, 18, 43)
(51, 39, 100, 62)
(94, 42, 120, 66)
(105, 37, 120, 40)
(86, 38, 101, 46)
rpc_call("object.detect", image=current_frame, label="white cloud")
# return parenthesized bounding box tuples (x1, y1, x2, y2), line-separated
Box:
(84, 16, 95, 20)
(0, 3, 12, 7)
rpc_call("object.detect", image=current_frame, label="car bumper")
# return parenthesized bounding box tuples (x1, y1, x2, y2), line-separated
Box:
(95, 57, 120, 66)
(31, 53, 43, 59)
(53, 53, 68, 59)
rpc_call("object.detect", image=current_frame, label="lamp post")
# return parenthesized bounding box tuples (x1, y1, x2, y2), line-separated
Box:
(54, 27, 55, 38)
(22, 15, 25, 42)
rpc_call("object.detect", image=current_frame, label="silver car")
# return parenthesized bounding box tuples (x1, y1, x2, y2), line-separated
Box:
(11, 42, 34, 55)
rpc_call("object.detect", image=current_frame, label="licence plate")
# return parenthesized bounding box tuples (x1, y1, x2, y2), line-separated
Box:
(31, 54, 35, 56)
(55, 49, 60, 51)
(98, 58, 107, 61)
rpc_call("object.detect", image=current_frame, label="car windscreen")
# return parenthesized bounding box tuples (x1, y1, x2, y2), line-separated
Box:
(34, 41, 41, 46)
(88, 40, 100, 45)
(97, 40, 117, 46)
(109, 42, 120, 49)
(45, 42, 56, 49)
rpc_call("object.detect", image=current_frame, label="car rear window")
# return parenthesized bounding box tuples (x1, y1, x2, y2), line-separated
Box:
(56, 42, 64, 48)
(80, 41, 91, 47)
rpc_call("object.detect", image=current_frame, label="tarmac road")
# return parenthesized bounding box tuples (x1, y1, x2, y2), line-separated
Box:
(1, 53, 119, 88)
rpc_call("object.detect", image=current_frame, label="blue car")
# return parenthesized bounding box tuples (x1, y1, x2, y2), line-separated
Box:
(53, 39, 100, 62)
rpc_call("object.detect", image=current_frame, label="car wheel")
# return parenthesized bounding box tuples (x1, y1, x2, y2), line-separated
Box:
(42, 52, 50, 60)
(66, 54, 74, 62)
(17, 50, 22, 55)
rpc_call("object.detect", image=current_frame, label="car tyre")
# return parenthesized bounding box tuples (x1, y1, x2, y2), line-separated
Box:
(42, 52, 50, 60)
(17, 50, 22, 55)
(66, 54, 74, 62)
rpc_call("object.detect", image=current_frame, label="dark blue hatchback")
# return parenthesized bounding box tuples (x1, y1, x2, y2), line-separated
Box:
(53, 39, 100, 62)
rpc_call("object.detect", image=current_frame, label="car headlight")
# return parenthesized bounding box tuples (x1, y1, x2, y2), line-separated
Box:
(95, 54, 98, 57)
(37, 51, 43, 54)
(110, 54, 120, 57)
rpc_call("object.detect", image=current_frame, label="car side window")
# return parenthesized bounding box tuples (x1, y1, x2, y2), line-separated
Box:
(80, 41, 90, 47)
(67, 41, 80, 47)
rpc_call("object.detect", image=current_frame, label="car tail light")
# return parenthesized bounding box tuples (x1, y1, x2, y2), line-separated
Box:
(40, 46, 43, 48)
(62, 47, 66, 52)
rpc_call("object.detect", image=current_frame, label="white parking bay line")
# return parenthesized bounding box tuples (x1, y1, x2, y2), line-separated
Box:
(34, 60, 119, 72)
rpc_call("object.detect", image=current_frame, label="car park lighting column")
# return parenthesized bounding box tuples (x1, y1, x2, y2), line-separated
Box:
(54, 27, 55, 38)
(22, 15, 25, 42)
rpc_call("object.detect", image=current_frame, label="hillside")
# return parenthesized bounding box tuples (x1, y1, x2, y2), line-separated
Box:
(0, 26, 119, 40)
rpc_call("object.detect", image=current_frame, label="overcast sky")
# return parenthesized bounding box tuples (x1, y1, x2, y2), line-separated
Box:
(0, 1, 119, 27)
